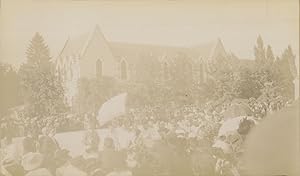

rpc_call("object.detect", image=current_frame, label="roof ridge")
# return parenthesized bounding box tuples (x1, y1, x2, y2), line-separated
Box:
(58, 37, 70, 59)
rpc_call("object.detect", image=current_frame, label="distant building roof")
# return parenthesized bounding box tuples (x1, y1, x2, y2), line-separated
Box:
(57, 25, 228, 65)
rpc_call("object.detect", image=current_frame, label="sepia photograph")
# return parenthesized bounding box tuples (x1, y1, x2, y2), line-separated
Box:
(0, 0, 299, 176)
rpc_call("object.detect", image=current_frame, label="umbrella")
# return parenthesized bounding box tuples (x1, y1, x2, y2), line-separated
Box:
(97, 93, 127, 126)
(218, 116, 257, 137)
(243, 99, 300, 176)
(222, 102, 252, 119)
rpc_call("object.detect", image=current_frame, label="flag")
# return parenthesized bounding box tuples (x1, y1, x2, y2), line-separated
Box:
(97, 93, 127, 126)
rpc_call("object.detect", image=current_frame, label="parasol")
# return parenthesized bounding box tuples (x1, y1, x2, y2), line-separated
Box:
(97, 93, 127, 126)
(218, 116, 257, 137)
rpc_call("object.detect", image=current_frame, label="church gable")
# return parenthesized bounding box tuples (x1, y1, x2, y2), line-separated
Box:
(209, 38, 227, 60)
(78, 26, 117, 79)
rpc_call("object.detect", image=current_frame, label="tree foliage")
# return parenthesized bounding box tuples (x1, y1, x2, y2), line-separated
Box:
(273, 45, 297, 98)
(19, 33, 66, 119)
(135, 53, 161, 85)
(73, 77, 119, 114)
(254, 35, 266, 65)
(0, 63, 21, 116)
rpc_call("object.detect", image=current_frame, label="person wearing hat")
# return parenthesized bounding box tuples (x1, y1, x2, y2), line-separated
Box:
(212, 138, 239, 176)
(55, 155, 88, 176)
(38, 126, 59, 175)
(82, 114, 100, 159)
(105, 153, 132, 176)
(58, 156, 88, 176)
(1, 156, 25, 176)
(21, 152, 52, 176)
(54, 149, 72, 176)
(22, 130, 38, 155)
(99, 137, 124, 174)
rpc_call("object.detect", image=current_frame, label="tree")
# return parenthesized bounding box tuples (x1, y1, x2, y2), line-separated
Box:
(254, 35, 266, 64)
(168, 53, 194, 104)
(169, 53, 193, 90)
(26, 33, 52, 71)
(73, 77, 119, 114)
(266, 45, 275, 63)
(19, 33, 66, 121)
(135, 52, 161, 85)
(0, 63, 21, 116)
(238, 68, 262, 99)
(274, 45, 297, 98)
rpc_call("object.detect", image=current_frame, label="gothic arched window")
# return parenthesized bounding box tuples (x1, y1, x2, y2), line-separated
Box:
(96, 59, 102, 78)
(120, 60, 127, 80)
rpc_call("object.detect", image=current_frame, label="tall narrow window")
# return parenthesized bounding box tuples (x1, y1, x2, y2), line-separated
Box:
(121, 60, 127, 80)
(96, 59, 102, 78)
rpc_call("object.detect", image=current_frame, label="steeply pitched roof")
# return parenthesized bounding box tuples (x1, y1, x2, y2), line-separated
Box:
(57, 25, 228, 66)
(108, 42, 189, 64)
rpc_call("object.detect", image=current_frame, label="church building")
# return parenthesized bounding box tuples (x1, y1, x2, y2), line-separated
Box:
(55, 25, 229, 106)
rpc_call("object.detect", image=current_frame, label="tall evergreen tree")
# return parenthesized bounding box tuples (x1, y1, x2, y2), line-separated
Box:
(26, 33, 51, 71)
(266, 45, 275, 63)
(19, 33, 66, 120)
(254, 35, 266, 64)
(274, 45, 297, 98)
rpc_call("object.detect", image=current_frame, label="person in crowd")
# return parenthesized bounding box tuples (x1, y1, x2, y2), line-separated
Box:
(1, 156, 25, 176)
(38, 126, 59, 175)
(105, 153, 132, 176)
(22, 130, 38, 155)
(57, 155, 88, 176)
(38, 126, 59, 156)
(99, 137, 123, 174)
(1, 134, 21, 163)
(190, 139, 216, 176)
(55, 149, 72, 176)
(170, 137, 193, 176)
(21, 152, 52, 176)
(82, 115, 100, 160)
(48, 127, 60, 150)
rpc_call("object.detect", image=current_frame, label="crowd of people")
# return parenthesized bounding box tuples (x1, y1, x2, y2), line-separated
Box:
(0, 97, 291, 176)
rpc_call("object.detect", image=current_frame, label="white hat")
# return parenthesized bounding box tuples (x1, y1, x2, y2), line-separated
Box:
(21, 152, 44, 171)
(212, 140, 232, 154)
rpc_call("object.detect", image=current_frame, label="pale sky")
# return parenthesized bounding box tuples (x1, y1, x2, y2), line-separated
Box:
(0, 0, 299, 68)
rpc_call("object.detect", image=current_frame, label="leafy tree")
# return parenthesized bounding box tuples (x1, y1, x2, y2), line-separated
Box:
(135, 53, 161, 85)
(73, 77, 119, 114)
(0, 63, 21, 116)
(19, 33, 66, 120)
(238, 68, 262, 99)
(167, 53, 194, 104)
(274, 45, 297, 98)
(169, 53, 193, 90)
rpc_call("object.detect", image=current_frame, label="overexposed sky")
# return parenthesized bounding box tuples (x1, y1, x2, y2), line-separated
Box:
(0, 0, 299, 68)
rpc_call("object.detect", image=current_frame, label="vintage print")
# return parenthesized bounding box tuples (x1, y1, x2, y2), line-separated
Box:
(0, 0, 299, 176)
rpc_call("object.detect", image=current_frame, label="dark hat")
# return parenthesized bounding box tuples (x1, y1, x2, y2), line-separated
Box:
(55, 149, 70, 159)
(70, 156, 87, 172)
(55, 149, 71, 166)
